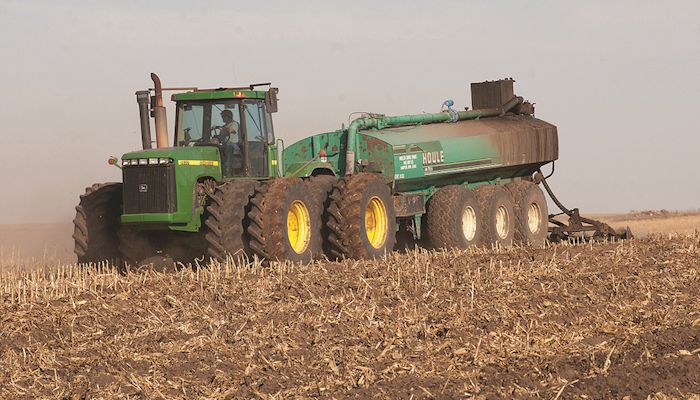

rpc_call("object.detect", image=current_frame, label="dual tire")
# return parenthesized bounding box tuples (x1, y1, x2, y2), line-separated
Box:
(326, 173, 396, 259)
(205, 177, 323, 263)
(247, 177, 322, 263)
(206, 173, 396, 263)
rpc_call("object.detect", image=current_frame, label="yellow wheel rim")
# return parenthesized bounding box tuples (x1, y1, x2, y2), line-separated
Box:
(287, 200, 311, 254)
(365, 196, 388, 249)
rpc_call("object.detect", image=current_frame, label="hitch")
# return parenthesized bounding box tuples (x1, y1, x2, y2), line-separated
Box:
(535, 169, 633, 242)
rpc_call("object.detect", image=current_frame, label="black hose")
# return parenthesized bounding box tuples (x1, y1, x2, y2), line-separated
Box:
(537, 168, 572, 216)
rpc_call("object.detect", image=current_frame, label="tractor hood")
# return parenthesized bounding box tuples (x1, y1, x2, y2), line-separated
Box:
(122, 146, 221, 168)
(120, 146, 222, 231)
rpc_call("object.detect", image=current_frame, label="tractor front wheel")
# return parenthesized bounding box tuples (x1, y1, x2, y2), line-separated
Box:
(72, 183, 123, 265)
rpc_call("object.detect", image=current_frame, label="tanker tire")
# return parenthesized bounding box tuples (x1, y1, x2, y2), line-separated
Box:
(248, 177, 322, 263)
(475, 185, 515, 248)
(307, 175, 338, 257)
(204, 180, 259, 263)
(505, 180, 548, 248)
(72, 183, 123, 265)
(326, 173, 396, 260)
(426, 185, 483, 250)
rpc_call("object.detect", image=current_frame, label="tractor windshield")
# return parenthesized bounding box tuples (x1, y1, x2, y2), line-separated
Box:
(175, 100, 241, 146)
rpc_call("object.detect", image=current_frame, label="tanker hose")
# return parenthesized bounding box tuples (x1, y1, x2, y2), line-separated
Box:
(343, 96, 523, 175)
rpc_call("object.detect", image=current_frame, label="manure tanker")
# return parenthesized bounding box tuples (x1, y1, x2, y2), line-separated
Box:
(73, 76, 628, 267)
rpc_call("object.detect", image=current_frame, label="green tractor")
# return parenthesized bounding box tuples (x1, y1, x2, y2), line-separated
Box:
(74, 74, 627, 267)
(74, 73, 330, 266)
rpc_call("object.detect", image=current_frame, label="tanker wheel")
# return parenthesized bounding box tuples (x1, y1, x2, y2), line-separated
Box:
(72, 183, 123, 265)
(425, 185, 483, 250)
(327, 173, 396, 259)
(505, 180, 549, 248)
(204, 180, 259, 263)
(475, 185, 515, 248)
(306, 174, 338, 257)
(248, 177, 322, 263)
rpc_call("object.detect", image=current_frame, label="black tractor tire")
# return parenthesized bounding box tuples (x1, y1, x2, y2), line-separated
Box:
(72, 183, 123, 264)
(505, 180, 549, 248)
(308, 175, 337, 207)
(117, 225, 155, 267)
(204, 180, 260, 263)
(307, 175, 338, 257)
(119, 226, 209, 269)
(326, 173, 396, 259)
(474, 185, 516, 249)
(425, 185, 483, 250)
(248, 177, 322, 263)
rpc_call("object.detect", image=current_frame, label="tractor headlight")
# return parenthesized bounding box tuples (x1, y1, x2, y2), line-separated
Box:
(138, 159, 148, 166)
(158, 158, 172, 164)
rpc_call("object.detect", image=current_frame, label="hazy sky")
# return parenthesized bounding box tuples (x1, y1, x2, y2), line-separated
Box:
(0, 0, 698, 224)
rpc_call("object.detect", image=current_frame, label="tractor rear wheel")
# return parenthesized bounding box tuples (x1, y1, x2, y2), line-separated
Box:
(505, 180, 548, 248)
(248, 177, 322, 263)
(475, 185, 515, 248)
(327, 173, 396, 259)
(204, 180, 259, 263)
(426, 185, 483, 249)
(72, 183, 123, 265)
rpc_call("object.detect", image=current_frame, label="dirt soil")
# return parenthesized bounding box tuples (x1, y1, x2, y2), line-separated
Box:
(1, 234, 699, 399)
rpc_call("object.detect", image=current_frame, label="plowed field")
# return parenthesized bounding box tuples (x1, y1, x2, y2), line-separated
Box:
(1, 235, 699, 399)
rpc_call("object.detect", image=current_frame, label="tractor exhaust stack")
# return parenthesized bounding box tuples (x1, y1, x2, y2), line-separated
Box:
(135, 90, 152, 149)
(151, 73, 169, 148)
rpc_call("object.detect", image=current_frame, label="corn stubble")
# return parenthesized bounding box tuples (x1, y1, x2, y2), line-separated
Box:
(1, 234, 700, 399)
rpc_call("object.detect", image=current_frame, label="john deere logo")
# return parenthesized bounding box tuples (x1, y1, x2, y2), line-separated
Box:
(139, 184, 148, 193)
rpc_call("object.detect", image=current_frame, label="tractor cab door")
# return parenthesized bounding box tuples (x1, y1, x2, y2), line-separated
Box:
(239, 100, 274, 177)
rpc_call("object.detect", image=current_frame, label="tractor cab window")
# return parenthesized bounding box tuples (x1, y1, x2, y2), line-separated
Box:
(176, 101, 240, 145)
(175, 99, 270, 177)
(244, 101, 268, 176)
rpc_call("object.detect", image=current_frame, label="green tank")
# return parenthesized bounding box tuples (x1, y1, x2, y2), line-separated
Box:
(280, 79, 559, 258)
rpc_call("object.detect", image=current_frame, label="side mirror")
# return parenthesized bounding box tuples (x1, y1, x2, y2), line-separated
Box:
(265, 88, 279, 113)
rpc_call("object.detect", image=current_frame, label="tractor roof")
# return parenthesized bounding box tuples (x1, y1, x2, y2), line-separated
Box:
(172, 88, 267, 101)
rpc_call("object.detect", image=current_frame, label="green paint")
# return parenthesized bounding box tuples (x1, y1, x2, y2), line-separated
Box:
(344, 107, 507, 175)
(120, 146, 222, 232)
(282, 131, 345, 177)
(173, 90, 266, 101)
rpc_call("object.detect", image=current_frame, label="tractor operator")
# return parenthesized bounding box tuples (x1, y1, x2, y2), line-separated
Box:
(212, 109, 241, 175)
(213, 109, 240, 145)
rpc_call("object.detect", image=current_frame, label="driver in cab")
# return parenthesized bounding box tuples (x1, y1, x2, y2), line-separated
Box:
(212, 110, 240, 146)
(212, 109, 241, 175)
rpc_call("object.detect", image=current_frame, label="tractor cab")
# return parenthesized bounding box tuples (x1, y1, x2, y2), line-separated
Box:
(172, 88, 278, 177)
